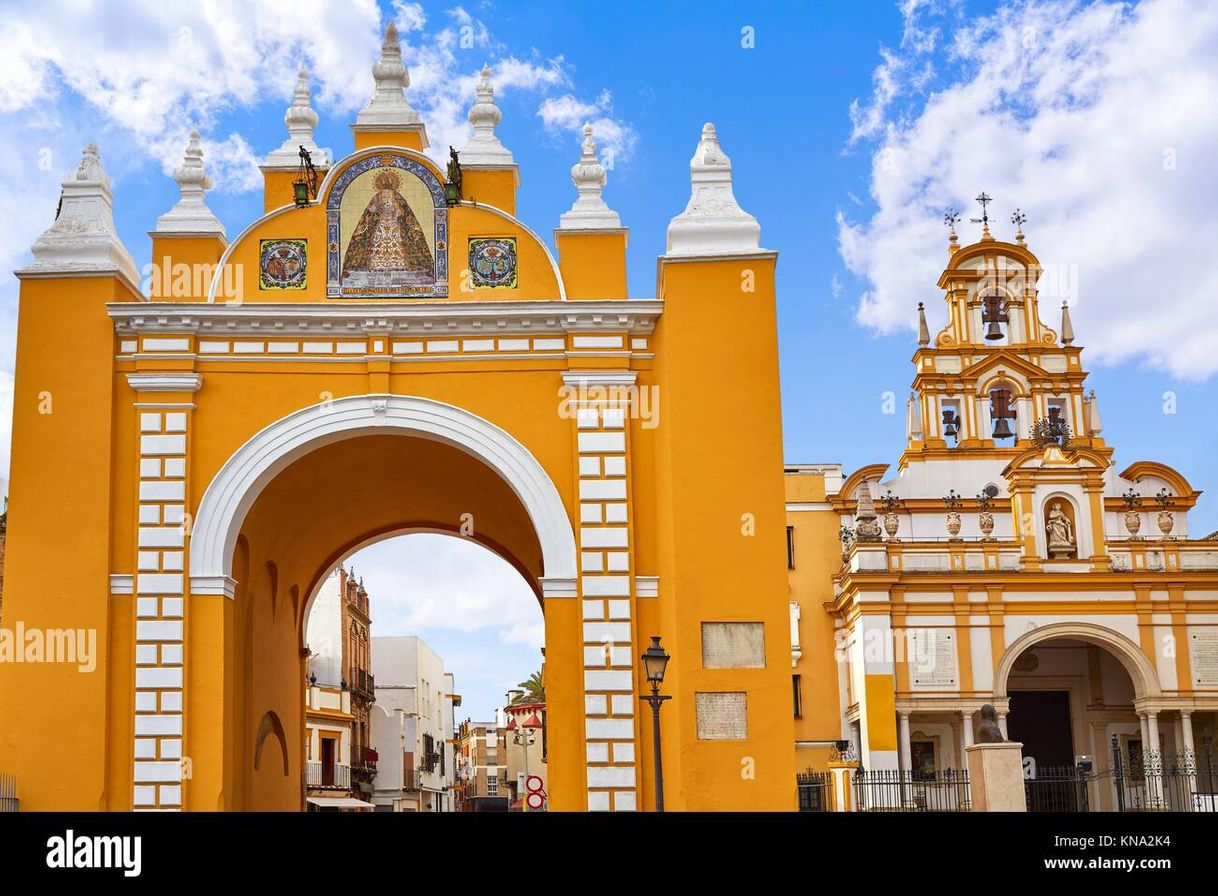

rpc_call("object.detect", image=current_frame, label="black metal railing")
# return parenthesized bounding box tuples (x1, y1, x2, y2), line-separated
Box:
(1121, 749, 1218, 812)
(796, 770, 832, 811)
(1025, 739, 1218, 813)
(349, 669, 375, 700)
(0, 774, 16, 813)
(853, 768, 970, 812)
(1025, 765, 1089, 812)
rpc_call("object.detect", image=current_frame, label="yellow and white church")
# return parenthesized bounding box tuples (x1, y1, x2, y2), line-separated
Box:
(0, 25, 1215, 812)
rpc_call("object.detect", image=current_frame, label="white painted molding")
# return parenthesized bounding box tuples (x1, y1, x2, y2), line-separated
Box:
(264, 65, 331, 171)
(558, 124, 621, 231)
(18, 143, 141, 289)
(126, 373, 203, 393)
(458, 64, 515, 166)
(634, 576, 659, 598)
(666, 123, 765, 257)
(189, 575, 238, 599)
(993, 621, 1161, 700)
(152, 130, 226, 237)
(785, 502, 833, 512)
(189, 395, 578, 584)
(111, 300, 662, 338)
(561, 371, 638, 388)
(109, 574, 134, 595)
(540, 577, 578, 599)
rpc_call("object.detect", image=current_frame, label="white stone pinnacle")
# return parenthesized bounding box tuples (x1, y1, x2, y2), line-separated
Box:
(666, 122, 764, 256)
(265, 65, 330, 170)
(19, 143, 140, 287)
(154, 130, 225, 236)
(356, 23, 424, 131)
(558, 123, 621, 230)
(458, 64, 514, 166)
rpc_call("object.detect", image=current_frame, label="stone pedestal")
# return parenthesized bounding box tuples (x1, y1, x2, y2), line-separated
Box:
(966, 742, 1027, 812)
(827, 760, 860, 812)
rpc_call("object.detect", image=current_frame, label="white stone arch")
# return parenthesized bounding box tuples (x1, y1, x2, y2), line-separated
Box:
(188, 394, 577, 595)
(993, 621, 1161, 700)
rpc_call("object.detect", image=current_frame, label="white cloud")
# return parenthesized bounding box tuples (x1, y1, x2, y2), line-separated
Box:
(336, 533, 544, 650)
(839, 0, 1218, 379)
(537, 90, 637, 169)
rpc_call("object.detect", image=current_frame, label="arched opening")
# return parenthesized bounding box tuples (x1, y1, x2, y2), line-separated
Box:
(995, 623, 1180, 811)
(303, 532, 545, 813)
(193, 396, 577, 811)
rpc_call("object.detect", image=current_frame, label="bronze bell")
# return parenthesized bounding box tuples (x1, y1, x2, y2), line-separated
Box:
(984, 319, 1005, 341)
(942, 409, 959, 438)
(992, 416, 1014, 440)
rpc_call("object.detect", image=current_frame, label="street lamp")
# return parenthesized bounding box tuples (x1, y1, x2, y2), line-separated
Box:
(639, 636, 671, 812)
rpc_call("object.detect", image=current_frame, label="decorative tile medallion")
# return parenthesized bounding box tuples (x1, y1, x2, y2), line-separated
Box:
(468, 237, 518, 289)
(259, 239, 307, 290)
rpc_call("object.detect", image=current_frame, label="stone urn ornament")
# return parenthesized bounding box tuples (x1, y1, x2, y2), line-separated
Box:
(1155, 488, 1175, 538)
(879, 489, 902, 541)
(943, 490, 963, 540)
(853, 482, 883, 543)
(1122, 489, 1143, 539)
(977, 491, 995, 540)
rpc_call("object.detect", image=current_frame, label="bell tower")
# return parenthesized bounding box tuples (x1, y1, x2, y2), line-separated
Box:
(903, 195, 1107, 466)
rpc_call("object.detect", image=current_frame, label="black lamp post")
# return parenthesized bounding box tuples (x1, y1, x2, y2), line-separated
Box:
(639, 636, 671, 812)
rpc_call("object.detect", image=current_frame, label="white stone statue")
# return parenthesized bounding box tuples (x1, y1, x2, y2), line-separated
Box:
(1046, 501, 1076, 558)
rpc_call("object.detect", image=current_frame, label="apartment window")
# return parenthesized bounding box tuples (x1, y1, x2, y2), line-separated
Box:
(786, 525, 795, 569)
(486, 773, 498, 796)
(792, 674, 803, 719)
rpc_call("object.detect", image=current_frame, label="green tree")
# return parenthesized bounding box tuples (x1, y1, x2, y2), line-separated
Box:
(514, 671, 544, 703)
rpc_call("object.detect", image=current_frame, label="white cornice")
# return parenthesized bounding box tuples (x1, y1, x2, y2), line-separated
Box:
(561, 371, 639, 387)
(109, 300, 663, 338)
(126, 373, 203, 393)
(189, 575, 238, 599)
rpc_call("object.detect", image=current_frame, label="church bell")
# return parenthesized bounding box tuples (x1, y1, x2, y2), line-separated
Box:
(991, 416, 1014, 440)
(942, 409, 959, 438)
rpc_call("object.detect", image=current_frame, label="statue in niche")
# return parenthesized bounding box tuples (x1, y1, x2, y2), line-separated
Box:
(1046, 500, 1077, 558)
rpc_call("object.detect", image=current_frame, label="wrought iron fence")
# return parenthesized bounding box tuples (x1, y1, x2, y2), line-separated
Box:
(0, 774, 16, 812)
(796, 770, 832, 812)
(1024, 738, 1218, 813)
(1121, 748, 1218, 812)
(1025, 765, 1089, 812)
(853, 768, 970, 812)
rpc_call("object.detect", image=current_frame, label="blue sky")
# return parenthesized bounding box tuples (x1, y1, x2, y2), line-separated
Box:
(3, 0, 1218, 719)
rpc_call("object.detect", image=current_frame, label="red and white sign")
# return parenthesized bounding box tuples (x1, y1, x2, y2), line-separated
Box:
(525, 775, 546, 810)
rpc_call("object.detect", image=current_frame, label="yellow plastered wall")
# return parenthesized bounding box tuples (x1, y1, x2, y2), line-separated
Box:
(649, 253, 796, 810)
(0, 275, 139, 809)
(785, 472, 845, 759)
(555, 231, 628, 300)
(461, 168, 517, 216)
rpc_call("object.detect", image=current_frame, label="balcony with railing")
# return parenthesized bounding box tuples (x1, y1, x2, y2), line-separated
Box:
(349, 669, 375, 701)
(306, 761, 351, 790)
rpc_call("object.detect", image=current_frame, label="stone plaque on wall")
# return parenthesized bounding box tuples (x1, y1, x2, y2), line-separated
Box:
(1190, 629, 1218, 687)
(701, 622, 766, 669)
(908, 628, 958, 689)
(695, 692, 748, 740)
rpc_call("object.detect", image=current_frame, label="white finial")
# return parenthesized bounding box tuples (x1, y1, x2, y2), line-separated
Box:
(458, 64, 514, 166)
(154, 130, 225, 236)
(18, 143, 139, 288)
(666, 123, 763, 256)
(907, 392, 923, 441)
(355, 22, 425, 140)
(1085, 389, 1103, 437)
(265, 65, 330, 169)
(558, 123, 621, 230)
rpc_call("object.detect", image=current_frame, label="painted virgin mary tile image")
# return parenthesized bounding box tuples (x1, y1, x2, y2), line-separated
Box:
(338, 166, 436, 292)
